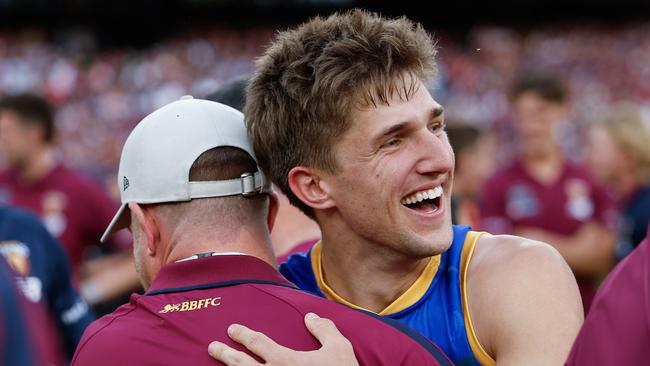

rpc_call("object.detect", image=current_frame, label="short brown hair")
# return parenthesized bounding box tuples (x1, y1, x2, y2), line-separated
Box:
(511, 73, 567, 104)
(0, 93, 55, 142)
(246, 9, 438, 216)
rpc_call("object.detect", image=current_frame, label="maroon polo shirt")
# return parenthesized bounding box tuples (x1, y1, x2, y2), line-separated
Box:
(479, 159, 617, 311)
(0, 164, 129, 282)
(566, 229, 650, 365)
(72, 254, 451, 366)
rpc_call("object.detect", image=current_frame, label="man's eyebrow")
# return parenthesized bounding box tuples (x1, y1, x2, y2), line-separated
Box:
(375, 122, 412, 141)
(431, 106, 444, 119)
(373, 107, 444, 141)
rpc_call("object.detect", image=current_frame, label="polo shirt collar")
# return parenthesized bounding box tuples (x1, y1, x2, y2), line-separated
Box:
(146, 254, 294, 294)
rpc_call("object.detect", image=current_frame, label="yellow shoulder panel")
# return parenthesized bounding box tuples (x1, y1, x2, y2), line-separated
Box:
(461, 231, 496, 366)
(310, 241, 440, 316)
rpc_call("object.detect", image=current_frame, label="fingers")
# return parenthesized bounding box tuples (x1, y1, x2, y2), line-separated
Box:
(303, 313, 352, 348)
(208, 341, 261, 366)
(303, 313, 359, 366)
(227, 324, 290, 359)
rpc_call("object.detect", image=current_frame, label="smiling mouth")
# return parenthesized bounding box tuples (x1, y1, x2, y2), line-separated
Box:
(401, 186, 443, 213)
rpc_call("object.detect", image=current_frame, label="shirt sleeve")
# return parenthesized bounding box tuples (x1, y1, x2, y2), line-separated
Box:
(39, 221, 96, 358)
(0, 260, 39, 366)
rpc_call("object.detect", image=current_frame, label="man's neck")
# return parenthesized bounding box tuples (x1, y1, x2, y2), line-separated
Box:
(521, 146, 564, 185)
(318, 225, 431, 313)
(616, 171, 639, 201)
(17, 148, 56, 184)
(164, 230, 278, 269)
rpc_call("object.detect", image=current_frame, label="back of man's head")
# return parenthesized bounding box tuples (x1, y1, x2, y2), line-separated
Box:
(102, 97, 272, 247)
(153, 146, 269, 242)
(0, 93, 55, 143)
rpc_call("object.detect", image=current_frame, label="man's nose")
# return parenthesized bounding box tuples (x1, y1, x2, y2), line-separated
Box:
(413, 130, 454, 175)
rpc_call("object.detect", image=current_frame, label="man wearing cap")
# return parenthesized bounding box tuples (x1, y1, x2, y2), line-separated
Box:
(71, 96, 452, 365)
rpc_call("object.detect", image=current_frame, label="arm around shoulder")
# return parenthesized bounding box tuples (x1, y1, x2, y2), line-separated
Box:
(468, 234, 584, 366)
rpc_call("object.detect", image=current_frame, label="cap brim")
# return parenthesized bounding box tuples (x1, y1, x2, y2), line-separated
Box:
(100, 204, 131, 243)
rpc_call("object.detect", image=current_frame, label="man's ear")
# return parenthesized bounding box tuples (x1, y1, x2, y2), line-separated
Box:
(128, 202, 160, 257)
(287, 166, 336, 211)
(266, 190, 279, 232)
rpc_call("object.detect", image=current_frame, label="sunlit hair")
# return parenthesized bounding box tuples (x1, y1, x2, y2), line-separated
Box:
(602, 104, 650, 183)
(246, 9, 438, 216)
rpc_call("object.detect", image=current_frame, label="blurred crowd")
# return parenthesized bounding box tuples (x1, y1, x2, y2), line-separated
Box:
(0, 27, 274, 182)
(0, 24, 649, 179)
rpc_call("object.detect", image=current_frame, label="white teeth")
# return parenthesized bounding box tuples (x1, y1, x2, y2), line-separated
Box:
(401, 185, 443, 205)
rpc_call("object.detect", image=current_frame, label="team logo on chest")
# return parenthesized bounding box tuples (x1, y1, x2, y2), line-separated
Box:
(159, 297, 221, 313)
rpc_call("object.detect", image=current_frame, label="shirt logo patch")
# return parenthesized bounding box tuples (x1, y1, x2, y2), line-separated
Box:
(0, 241, 31, 276)
(123, 176, 130, 191)
(505, 184, 539, 219)
(159, 297, 221, 313)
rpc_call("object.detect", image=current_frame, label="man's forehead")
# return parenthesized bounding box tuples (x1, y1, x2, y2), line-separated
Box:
(350, 87, 441, 127)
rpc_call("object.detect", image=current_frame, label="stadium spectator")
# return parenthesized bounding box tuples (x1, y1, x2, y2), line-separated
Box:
(0, 204, 94, 359)
(206, 77, 321, 257)
(446, 123, 497, 227)
(72, 97, 452, 366)
(242, 10, 582, 365)
(585, 104, 650, 259)
(479, 73, 617, 312)
(0, 93, 139, 309)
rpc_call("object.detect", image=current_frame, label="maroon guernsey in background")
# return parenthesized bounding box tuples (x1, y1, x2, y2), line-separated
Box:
(479, 159, 617, 311)
(566, 227, 650, 365)
(0, 164, 129, 282)
(72, 255, 452, 366)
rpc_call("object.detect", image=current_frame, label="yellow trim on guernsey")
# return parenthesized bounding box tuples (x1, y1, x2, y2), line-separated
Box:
(460, 231, 496, 366)
(310, 241, 440, 315)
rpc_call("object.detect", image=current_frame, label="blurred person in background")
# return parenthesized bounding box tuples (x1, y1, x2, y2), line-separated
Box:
(206, 77, 321, 260)
(479, 73, 617, 313)
(446, 123, 497, 228)
(0, 203, 94, 360)
(0, 248, 68, 365)
(0, 93, 140, 313)
(585, 104, 650, 260)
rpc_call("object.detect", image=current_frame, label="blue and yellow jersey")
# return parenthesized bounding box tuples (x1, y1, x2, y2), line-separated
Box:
(280, 225, 495, 366)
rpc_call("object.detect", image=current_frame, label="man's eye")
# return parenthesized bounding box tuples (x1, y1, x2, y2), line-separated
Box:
(381, 138, 401, 149)
(429, 122, 446, 133)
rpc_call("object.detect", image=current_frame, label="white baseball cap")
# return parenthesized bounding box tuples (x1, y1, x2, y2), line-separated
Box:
(100, 95, 270, 243)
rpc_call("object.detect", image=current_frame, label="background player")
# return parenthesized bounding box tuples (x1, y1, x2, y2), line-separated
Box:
(0, 203, 94, 359)
(479, 73, 618, 312)
(0, 93, 140, 311)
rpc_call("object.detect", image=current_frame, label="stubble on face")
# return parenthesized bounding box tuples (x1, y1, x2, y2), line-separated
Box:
(322, 80, 455, 260)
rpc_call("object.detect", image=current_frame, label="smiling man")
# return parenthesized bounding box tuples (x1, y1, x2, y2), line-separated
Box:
(211, 10, 583, 366)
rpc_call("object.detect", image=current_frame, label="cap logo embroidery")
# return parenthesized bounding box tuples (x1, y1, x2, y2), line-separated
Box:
(123, 176, 130, 191)
(158, 297, 221, 313)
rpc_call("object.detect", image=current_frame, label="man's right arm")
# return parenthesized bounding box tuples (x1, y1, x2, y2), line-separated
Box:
(468, 234, 584, 365)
